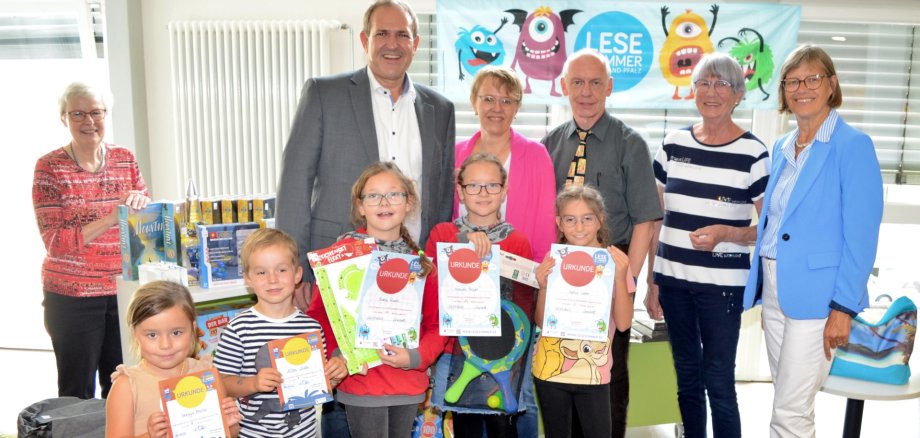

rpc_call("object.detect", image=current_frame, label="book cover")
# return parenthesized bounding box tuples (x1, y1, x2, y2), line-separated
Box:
(165, 201, 200, 286)
(119, 203, 178, 280)
(159, 367, 231, 438)
(197, 222, 261, 288)
(307, 239, 382, 375)
(195, 305, 245, 359)
(354, 251, 426, 349)
(268, 330, 334, 410)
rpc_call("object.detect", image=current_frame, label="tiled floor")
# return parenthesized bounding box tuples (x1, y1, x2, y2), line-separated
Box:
(3, 348, 918, 437)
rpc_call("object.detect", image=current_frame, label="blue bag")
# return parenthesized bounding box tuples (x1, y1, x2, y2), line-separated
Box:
(830, 296, 916, 385)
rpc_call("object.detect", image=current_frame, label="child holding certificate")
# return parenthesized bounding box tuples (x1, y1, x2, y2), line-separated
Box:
(106, 280, 241, 438)
(425, 152, 534, 437)
(215, 228, 325, 437)
(306, 162, 446, 438)
(532, 185, 634, 438)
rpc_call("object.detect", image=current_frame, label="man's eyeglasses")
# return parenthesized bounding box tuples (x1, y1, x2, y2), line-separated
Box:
(560, 214, 598, 228)
(693, 79, 733, 91)
(478, 95, 518, 108)
(67, 109, 107, 122)
(781, 74, 828, 92)
(461, 183, 504, 195)
(360, 191, 407, 206)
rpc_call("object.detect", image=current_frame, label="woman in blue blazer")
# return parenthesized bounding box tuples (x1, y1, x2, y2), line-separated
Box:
(742, 44, 883, 437)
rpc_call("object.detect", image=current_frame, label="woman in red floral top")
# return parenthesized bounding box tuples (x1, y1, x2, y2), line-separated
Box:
(32, 82, 150, 399)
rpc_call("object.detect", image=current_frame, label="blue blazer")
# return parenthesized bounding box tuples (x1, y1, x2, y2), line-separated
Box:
(743, 117, 883, 319)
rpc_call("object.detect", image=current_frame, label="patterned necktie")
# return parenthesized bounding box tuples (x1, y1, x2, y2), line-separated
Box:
(566, 128, 591, 186)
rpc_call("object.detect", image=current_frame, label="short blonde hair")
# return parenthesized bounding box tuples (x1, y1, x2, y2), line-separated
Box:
(778, 44, 842, 113)
(469, 66, 523, 107)
(239, 228, 300, 273)
(58, 81, 112, 116)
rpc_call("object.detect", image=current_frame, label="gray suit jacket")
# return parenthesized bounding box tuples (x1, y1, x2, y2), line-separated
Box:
(276, 67, 456, 278)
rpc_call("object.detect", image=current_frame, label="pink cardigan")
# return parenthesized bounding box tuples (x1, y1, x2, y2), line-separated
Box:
(452, 129, 557, 261)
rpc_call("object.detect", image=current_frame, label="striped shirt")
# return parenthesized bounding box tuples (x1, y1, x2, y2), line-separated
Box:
(215, 308, 323, 438)
(760, 110, 840, 259)
(32, 144, 147, 297)
(653, 128, 770, 294)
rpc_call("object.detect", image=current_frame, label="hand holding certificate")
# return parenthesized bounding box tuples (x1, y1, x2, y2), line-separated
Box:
(540, 244, 617, 341)
(268, 331, 334, 410)
(159, 367, 232, 438)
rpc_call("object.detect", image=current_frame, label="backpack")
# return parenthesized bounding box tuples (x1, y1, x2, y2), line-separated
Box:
(17, 397, 105, 438)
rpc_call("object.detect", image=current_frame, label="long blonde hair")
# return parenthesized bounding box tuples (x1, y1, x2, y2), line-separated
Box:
(350, 162, 433, 276)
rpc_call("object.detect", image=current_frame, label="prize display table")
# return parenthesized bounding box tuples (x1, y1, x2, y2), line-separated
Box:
(627, 338, 682, 432)
(820, 359, 920, 438)
(115, 278, 252, 366)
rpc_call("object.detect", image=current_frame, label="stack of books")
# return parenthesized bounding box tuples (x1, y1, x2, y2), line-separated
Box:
(632, 319, 669, 342)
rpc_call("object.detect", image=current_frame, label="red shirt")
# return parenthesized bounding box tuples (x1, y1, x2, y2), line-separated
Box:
(32, 145, 147, 297)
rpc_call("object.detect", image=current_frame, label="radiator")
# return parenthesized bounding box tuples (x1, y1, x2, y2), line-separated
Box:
(168, 20, 346, 197)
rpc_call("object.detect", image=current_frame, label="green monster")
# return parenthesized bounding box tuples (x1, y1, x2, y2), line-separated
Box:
(338, 264, 366, 301)
(489, 313, 499, 327)
(718, 28, 775, 101)
(597, 319, 607, 333)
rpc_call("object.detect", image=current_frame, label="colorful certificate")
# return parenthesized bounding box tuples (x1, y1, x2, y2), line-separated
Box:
(308, 239, 382, 375)
(354, 251, 425, 349)
(436, 242, 502, 336)
(159, 367, 230, 438)
(268, 331, 333, 410)
(541, 244, 616, 342)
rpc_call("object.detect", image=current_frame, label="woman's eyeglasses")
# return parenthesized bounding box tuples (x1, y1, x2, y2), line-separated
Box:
(477, 95, 518, 108)
(67, 109, 107, 122)
(360, 191, 407, 206)
(693, 79, 733, 91)
(781, 74, 828, 92)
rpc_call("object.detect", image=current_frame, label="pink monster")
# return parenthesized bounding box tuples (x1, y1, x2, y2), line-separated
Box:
(505, 7, 581, 97)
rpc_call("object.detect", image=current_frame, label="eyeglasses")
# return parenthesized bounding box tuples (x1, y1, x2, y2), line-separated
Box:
(694, 79, 733, 91)
(781, 74, 829, 92)
(461, 183, 504, 195)
(567, 78, 607, 91)
(560, 214, 598, 228)
(477, 95, 518, 108)
(67, 109, 107, 122)
(360, 191, 407, 206)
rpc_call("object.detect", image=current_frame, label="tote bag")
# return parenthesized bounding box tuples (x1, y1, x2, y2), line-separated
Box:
(830, 296, 916, 385)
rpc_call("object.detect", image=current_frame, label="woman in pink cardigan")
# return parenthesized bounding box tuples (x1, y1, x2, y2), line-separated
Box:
(453, 66, 556, 261)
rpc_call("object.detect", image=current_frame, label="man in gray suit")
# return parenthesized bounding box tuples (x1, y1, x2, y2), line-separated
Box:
(276, 0, 456, 281)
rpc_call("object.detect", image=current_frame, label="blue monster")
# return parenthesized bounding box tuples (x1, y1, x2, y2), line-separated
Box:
(455, 18, 508, 80)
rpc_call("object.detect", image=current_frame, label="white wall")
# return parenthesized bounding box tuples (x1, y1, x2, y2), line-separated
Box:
(134, 0, 920, 199)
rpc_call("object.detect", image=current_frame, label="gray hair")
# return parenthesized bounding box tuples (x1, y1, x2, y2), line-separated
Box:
(562, 48, 612, 79)
(58, 81, 112, 116)
(691, 53, 746, 95)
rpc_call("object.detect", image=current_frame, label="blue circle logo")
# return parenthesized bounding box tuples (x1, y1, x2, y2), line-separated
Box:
(593, 250, 609, 266)
(574, 12, 653, 92)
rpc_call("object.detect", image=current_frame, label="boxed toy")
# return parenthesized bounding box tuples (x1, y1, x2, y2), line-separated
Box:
(201, 198, 222, 225)
(236, 196, 253, 223)
(195, 306, 245, 359)
(252, 195, 276, 226)
(119, 203, 178, 280)
(198, 222, 261, 288)
(166, 200, 201, 286)
(220, 197, 239, 224)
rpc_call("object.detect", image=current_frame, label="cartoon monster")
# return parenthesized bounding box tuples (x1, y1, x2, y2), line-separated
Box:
(442, 313, 453, 328)
(718, 27, 775, 101)
(547, 339, 610, 384)
(455, 19, 509, 80)
(358, 324, 370, 340)
(505, 7, 581, 97)
(489, 313, 499, 327)
(659, 4, 719, 100)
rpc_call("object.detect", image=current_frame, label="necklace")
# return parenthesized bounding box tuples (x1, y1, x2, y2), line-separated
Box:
(794, 137, 814, 149)
(68, 142, 105, 173)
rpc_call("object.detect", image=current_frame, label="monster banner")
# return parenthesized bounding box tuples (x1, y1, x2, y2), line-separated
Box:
(435, 1, 801, 108)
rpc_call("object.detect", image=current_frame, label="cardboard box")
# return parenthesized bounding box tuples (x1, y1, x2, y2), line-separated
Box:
(197, 222, 261, 288)
(201, 198, 222, 225)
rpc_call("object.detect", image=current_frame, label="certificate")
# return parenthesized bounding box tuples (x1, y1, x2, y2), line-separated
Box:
(436, 242, 502, 336)
(499, 250, 539, 288)
(159, 367, 230, 438)
(354, 251, 425, 349)
(268, 331, 333, 410)
(308, 239, 383, 375)
(541, 244, 615, 341)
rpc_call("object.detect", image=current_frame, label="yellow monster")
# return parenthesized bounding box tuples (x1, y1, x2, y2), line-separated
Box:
(659, 4, 719, 100)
